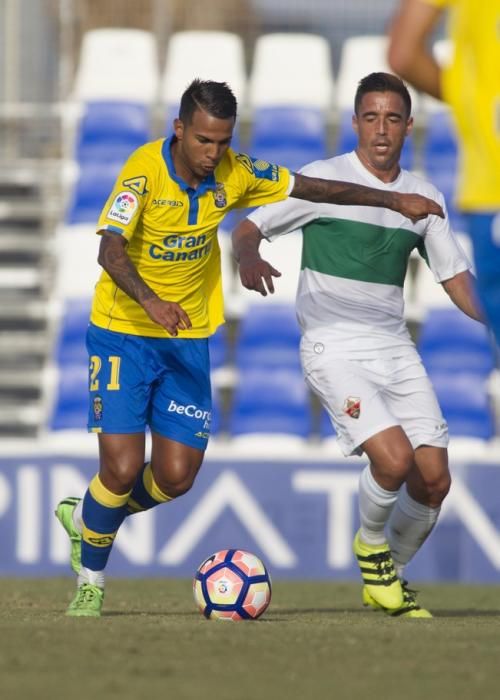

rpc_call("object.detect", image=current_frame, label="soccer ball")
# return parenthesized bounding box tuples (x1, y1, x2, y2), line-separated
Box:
(193, 549, 272, 620)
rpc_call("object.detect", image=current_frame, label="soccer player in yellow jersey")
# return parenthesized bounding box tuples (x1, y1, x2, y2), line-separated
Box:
(55, 78, 443, 617)
(388, 0, 500, 346)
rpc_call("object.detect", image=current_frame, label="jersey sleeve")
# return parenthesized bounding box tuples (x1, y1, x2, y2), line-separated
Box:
(247, 160, 325, 240)
(420, 191, 472, 282)
(231, 153, 293, 209)
(96, 144, 157, 241)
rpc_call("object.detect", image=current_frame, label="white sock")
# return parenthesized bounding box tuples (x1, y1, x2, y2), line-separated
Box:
(387, 483, 440, 578)
(78, 566, 105, 589)
(73, 499, 83, 533)
(358, 464, 399, 545)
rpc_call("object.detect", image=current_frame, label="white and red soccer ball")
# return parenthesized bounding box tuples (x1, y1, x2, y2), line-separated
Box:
(193, 549, 272, 620)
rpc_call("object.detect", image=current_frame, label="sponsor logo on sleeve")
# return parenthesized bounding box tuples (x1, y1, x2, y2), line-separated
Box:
(236, 153, 280, 181)
(122, 175, 148, 195)
(106, 191, 139, 225)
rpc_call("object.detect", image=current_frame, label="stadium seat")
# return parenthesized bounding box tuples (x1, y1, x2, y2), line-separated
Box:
(228, 368, 312, 438)
(209, 324, 229, 371)
(431, 373, 494, 440)
(66, 161, 121, 225)
(417, 308, 495, 377)
(248, 33, 335, 111)
(54, 298, 91, 367)
(75, 102, 151, 164)
(72, 29, 160, 103)
(50, 363, 89, 431)
(249, 106, 328, 171)
(234, 303, 302, 372)
(161, 30, 247, 109)
(336, 35, 419, 115)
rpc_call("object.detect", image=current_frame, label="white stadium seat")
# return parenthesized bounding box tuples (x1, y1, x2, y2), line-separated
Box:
(72, 29, 160, 102)
(161, 31, 247, 108)
(336, 35, 418, 113)
(248, 33, 335, 110)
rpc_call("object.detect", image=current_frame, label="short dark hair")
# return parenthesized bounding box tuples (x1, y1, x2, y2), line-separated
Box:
(179, 79, 238, 124)
(354, 72, 412, 118)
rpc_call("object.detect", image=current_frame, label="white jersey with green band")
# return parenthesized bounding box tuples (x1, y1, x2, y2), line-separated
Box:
(248, 151, 471, 359)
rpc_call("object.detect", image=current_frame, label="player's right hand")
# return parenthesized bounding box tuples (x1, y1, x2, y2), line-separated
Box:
(143, 298, 192, 336)
(395, 193, 444, 222)
(238, 255, 282, 296)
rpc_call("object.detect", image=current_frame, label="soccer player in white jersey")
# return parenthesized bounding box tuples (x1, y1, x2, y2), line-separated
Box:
(232, 72, 484, 617)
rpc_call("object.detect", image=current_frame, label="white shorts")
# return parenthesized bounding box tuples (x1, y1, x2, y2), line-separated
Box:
(301, 341, 449, 457)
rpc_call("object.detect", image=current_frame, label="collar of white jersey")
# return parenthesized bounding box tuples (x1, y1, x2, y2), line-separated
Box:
(348, 150, 405, 190)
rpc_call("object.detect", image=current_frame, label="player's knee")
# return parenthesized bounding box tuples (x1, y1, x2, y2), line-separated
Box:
(154, 459, 199, 499)
(411, 471, 451, 507)
(424, 472, 451, 506)
(100, 460, 140, 492)
(384, 446, 414, 482)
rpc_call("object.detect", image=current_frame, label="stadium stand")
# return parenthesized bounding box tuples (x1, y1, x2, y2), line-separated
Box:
(418, 307, 496, 378)
(234, 302, 302, 372)
(228, 367, 312, 439)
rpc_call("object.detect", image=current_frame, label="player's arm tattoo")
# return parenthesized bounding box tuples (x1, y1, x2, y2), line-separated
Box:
(291, 173, 394, 208)
(98, 231, 158, 306)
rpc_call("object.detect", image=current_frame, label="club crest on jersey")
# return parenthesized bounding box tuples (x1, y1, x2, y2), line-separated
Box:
(343, 396, 361, 419)
(107, 191, 138, 225)
(93, 395, 103, 421)
(213, 183, 227, 208)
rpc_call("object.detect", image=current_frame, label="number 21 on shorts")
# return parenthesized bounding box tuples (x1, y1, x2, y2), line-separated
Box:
(90, 355, 121, 391)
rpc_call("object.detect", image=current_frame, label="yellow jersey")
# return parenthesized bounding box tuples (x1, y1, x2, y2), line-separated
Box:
(424, 0, 500, 210)
(91, 138, 292, 337)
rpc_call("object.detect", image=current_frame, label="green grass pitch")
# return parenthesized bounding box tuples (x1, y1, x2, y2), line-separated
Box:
(1, 578, 499, 700)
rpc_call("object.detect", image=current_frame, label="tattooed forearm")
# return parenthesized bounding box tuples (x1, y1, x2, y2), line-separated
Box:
(98, 232, 158, 306)
(291, 173, 394, 209)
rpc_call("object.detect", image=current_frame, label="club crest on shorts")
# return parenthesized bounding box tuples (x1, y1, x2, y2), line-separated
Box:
(93, 395, 103, 421)
(343, 396, 361, 419)
(213, 182, 227, 208)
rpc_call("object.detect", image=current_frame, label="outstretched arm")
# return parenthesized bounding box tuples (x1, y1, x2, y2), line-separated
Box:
(97, 231, 192, 335)
(387, 0, 444, 100)
(290, 173, 444, 222)
(442, 270, 484, 322)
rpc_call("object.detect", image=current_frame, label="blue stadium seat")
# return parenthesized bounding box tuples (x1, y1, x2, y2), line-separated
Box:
(209, 324, 229, 371)
(76, 102, 151, 164)
(250, 107, 328, 171)
(54, 298, 91, 366)
(229, 368, 311, 438)
(422, 111, 465, 230)
(50, 364, 89, 431)
(66, 161, 121, 224)
(418, 308, 495, 377)
(432, 373, 494, 440)
(234, 303, 302, 372)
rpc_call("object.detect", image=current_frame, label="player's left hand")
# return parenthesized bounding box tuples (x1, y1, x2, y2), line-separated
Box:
(238, 255, 282, 296)
(394, 192, 444, 222)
